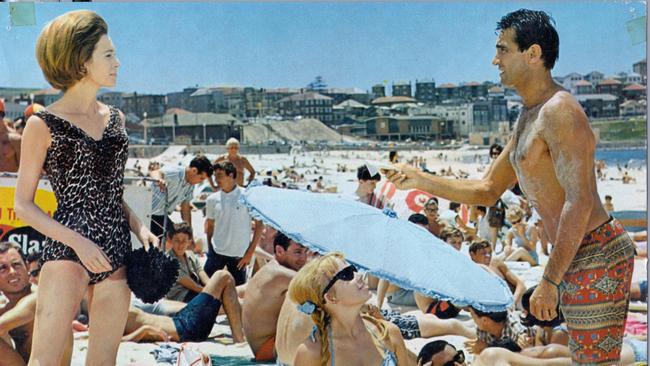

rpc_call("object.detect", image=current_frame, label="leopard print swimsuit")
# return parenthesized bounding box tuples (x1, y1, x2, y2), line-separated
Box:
(35, 106, 131, 284)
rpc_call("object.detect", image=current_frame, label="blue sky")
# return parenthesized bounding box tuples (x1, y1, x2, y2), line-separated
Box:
(0, 2, 646, 94)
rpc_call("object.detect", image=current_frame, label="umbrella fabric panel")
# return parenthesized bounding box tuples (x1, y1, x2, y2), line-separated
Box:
(241, 186, 513, 312)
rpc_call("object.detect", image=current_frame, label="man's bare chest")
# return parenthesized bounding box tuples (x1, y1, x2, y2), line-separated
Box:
(511, 113, 547, 172)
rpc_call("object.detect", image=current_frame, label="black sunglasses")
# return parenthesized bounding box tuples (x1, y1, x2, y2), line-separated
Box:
(442, 350, 465, 366)
(322, 264, 358, 297)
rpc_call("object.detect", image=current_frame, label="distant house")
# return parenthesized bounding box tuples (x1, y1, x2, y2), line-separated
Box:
(561, 72, 584, 94)
(622, 83, 646, 100)
(123, 92, 166, 118)
(620, 99, 646, 116)
(415, 79, 437, 104)
(459, 81, 487, 100)
(322, 88, 371, 105)
(33, 88, 62, 106)
(277, 92, 334, 124)
(596, 79, 623, 99)
(332, 99, 369, 125)
(362, 115, 449, 141)
(633, 59, 646, 84)
(392, 81, 412, 98)
(575, 80, 593, 95)
(98, 91, 125, 109)
(371, 84, 386, 99)
(146, 112, 242, 144)
(584, 71, 604, 86)
(370, 96, 417, 107)
(436, 83, 459, 101)
(575, 94, 619, 118)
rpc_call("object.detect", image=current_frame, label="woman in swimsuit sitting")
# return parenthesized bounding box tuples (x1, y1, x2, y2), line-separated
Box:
(290, 252, 410, 366)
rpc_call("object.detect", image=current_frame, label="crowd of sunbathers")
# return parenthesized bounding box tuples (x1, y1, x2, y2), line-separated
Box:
(1, 156, 647, 366)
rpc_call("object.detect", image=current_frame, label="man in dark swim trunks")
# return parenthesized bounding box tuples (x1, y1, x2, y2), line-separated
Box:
(0, 241, 73, 366)
(122, 269, 244, 343)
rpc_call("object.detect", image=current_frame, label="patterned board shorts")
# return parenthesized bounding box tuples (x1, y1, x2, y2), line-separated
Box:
(560, 218, 635, 365)
(381, 309, 421, 339)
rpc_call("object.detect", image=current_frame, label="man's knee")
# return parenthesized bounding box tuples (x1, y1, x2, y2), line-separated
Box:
(207, 270, 235, 295)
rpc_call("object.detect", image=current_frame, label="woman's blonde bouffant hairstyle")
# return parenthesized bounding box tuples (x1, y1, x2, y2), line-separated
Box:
(35, 10, 108, 92)
(288, 252, 388, 366)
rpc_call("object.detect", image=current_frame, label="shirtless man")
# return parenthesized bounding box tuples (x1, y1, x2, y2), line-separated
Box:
(122, 269, 244, 343)
(214, 138, 255, 187)
(0, 241, 72, 366)
(242, 232, 308, 362)
(384, 9, 635, 365)
(0, 115, 21, 173)
(469, 239, 526, 307)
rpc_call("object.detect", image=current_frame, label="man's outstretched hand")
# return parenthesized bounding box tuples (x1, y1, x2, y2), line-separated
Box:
(381, 163, 421, 190)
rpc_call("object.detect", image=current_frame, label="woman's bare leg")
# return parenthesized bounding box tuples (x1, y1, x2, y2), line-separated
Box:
(86, 267, 130, 366)
(28, 261, 88, 366)
(506, 248, 537, 266)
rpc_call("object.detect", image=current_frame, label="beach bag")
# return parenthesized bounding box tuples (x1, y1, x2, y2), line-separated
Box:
(487, 199, 507, 228)
(125, 247, 180, 303)
(177, 344, 210, 366)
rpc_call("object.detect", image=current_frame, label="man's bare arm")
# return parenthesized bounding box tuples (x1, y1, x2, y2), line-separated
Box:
(541, 96, 597, 284)
(180, 201, 192, 224)
(205, 218, 214, 244)
(498, 261, 526, 305)
(243, 157, 256, 183)
(384, 139, 518, 206)
(0, 293, 37, 336)
(122, 325, 171, 343)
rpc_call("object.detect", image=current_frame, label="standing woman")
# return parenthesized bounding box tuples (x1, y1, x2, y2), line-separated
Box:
(289, 252, 409, 366)
(14, 10, 157, 365)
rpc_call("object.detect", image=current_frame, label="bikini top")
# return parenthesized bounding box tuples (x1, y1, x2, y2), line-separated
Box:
(309, 322, 398, 366)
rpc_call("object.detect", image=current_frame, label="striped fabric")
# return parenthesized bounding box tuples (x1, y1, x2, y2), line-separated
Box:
(151, 165, 193, 215)
(560, 218, 635, 365)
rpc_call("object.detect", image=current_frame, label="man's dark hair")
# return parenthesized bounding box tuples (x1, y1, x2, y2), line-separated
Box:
(475, 205, 487, 214)
(472, 307, 508, 323)
(490, 143, 504, 156)
(605, 195, 612, 200)
(408, 213, 429, 226)
(0, 241, 24, 261)
(190, 155, 214, 176)
(357, 165, 380, 181)
(489, 338, 522, 352)
(26, 250, 41, 264)
(469, 239, 491, 254)
(273, 232, 292, 253)
(389, 150, 398, 163)
(449, 202, 461, 212)
(169, 222, 193, 239)
(496, 9, 559, 70)
(417, 340, 453, 365)
(521, 285, 564, 327)
(214, 161, 237, 179)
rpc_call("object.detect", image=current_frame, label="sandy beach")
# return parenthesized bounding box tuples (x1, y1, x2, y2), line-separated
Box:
(68, 147, 647, 365)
